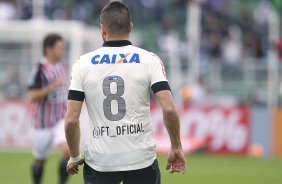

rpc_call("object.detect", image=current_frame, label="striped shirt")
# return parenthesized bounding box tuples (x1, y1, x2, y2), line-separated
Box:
(28, 59, 68, 129)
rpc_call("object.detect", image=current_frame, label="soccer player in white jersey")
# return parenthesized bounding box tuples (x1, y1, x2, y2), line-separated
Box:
(28, 34, 70, 184)
(65, 1, 186, 184)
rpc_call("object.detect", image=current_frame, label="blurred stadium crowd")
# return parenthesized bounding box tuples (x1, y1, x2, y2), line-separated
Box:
(0, 0, 281, 105)
(1, 0, 281, 59)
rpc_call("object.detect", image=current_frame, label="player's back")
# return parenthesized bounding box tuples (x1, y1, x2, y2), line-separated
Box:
(70, 41, 167, 171)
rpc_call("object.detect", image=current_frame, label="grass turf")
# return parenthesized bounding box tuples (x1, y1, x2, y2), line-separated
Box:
(0, 151, 281, 184)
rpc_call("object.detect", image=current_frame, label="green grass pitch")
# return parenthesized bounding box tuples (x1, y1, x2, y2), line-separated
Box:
(0, 151, 281, 184)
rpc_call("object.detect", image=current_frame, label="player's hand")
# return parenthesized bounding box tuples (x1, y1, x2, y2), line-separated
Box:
(166, 148, 186, 174)
(48, 79, 63, 92)
(66, 158, 84, 175)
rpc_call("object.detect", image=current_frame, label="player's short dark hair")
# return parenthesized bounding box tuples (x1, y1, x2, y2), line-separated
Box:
(100, 1, 131, 37)
(43, 33, 63, 56)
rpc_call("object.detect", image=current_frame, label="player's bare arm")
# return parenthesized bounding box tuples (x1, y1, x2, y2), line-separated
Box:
(155, 90, 186, 174)
(28, 79, 63, 102)
(64, 99, 84, 175)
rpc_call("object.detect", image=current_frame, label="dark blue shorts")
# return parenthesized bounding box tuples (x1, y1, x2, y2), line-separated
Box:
(83, 159, 161, 184)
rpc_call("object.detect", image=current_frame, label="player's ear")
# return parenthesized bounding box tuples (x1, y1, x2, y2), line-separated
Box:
(45, 47, 51, 56)
(101, 23, 107, 35)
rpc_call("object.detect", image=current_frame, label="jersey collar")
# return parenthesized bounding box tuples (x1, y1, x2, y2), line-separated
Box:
(102, 40, 132, 47)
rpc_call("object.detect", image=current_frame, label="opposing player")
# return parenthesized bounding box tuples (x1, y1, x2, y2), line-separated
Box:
(28, 33, 70, 184)
(65, 1, 186, 184)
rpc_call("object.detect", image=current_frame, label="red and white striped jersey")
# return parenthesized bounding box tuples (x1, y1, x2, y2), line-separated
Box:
(28, 59, 68, 129)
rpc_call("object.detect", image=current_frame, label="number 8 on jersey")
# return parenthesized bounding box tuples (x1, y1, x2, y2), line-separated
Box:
(102, 75, 126, 121)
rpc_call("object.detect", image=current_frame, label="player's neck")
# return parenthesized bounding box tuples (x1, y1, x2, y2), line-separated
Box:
(45, 56, 59, 65)
(105, 35, 129, 42)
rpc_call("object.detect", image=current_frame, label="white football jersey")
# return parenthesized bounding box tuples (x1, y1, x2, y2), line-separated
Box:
(69, 40, 168, 171)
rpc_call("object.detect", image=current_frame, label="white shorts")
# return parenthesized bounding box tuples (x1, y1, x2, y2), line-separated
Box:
(31, 119, 66, 159)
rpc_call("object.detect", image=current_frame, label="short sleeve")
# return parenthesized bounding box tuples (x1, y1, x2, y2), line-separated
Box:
(28, 63, 42, 89)
(69, 59, 84, 92)
(150, 53, 167, 86)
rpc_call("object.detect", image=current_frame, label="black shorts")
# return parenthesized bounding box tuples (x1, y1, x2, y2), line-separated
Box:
(83, 159, 161, 184)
